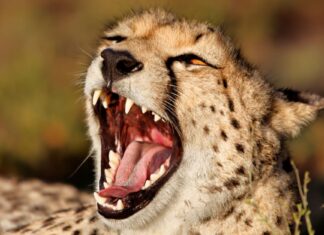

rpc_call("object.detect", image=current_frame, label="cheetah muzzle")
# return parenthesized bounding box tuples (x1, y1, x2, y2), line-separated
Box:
(92, 85, 182, 219)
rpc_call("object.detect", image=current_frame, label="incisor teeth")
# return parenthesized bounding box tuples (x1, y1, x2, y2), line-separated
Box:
(103, 182, 109, 188)
(92, 90, 102, 106)
(109, 150, 121, 169)
(153, 113, 161, 122)
(141, 106, 147, 114)
(125, 99, 134, 114)
(93, 192, 106, 205)
(116, 199, 124, 210)
(142, 180, 151, 190)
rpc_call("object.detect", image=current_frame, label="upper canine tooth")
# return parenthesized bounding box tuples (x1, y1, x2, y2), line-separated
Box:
(116, 199, 124, 210)
(92, 89, 102, 106)
(93, 192, 106, 205)
(154, 113, 161, 122)
(141, 106, 147, 114)
(125, 99, 134, 114)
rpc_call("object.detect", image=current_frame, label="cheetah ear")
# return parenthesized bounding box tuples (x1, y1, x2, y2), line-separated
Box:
(270, 88, 324, 138)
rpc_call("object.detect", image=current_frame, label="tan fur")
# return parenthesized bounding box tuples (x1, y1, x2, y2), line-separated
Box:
(3, 9, 324, 235)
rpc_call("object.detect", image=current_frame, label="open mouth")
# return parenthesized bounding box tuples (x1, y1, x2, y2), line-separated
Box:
(91, 88, 182, 219)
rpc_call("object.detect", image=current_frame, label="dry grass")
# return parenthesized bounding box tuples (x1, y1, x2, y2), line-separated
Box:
(291, 161, 315, 235)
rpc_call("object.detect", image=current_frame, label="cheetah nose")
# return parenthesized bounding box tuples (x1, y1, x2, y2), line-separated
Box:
(100, 49, 143, 86)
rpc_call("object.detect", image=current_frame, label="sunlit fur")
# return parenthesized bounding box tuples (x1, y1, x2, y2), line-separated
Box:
(84, 9, 324, 235)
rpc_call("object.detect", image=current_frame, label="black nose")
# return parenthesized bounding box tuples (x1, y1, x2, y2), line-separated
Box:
(100, 49, 143, 85)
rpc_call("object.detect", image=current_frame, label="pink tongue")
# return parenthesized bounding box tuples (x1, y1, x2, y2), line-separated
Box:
(99, 141, 171, 198)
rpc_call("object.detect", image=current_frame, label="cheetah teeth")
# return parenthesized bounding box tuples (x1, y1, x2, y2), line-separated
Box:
(91, 90, 164, 122)
(141, 106, 148, 113)
(109, 150, 121, 170)
(92, 89, 109, 109)
(142, 165, 166, 190)
(93, 193, 124, 210)
(153, 112, 161, 122)
(92, 89, 102, 106)
(125, 98, 134, 114)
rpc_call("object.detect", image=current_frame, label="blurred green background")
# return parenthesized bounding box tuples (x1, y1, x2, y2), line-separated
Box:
(0, 0, 323, 231)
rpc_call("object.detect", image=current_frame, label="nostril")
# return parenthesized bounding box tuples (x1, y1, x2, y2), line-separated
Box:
(116, 59, 143, 74)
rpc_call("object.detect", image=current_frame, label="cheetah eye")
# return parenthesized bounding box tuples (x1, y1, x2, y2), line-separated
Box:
(188, 58, 207, 66)
(175, 54, 208, 67)
(102, 35, 127, 43)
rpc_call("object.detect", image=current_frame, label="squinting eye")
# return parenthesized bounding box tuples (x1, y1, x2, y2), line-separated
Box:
(189, 59, 207, 66)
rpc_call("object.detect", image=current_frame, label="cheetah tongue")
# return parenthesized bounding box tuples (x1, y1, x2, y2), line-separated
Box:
(99, 141, 171, 198)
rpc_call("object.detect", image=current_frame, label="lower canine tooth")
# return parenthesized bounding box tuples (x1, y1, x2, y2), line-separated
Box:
(93, 192, 106, 205)
(116, 199, 124, 210)
(125, 99, 134, 114)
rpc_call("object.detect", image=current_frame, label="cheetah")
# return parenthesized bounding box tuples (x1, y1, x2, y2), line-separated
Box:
(7, 9, 324, 235)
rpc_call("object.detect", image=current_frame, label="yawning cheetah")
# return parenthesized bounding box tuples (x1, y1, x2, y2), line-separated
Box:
(7, 9, 324, 235)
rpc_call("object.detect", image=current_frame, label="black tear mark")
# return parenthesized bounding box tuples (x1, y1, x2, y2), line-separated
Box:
(231, 118, 240, 129)
(235, 144, 245, 153)
(221, 130, 228, 141)
(165, 57, 184, 139)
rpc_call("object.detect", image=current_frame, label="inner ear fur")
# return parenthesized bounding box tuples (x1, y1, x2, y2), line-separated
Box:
(270, 88, 324, 138)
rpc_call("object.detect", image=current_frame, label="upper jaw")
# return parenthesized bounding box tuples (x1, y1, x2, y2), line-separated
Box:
(91, 87, 164, 122)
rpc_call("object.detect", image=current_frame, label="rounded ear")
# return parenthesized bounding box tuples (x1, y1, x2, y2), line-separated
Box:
(270, 89, 324, 138)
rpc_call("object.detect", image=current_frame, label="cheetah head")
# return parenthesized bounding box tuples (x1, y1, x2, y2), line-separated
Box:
(84, 9, 324, 230)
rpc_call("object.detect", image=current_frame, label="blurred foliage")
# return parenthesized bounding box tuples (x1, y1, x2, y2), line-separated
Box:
(0, 0, 323, 187)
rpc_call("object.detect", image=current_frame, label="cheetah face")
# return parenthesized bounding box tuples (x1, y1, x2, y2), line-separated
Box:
(85, 11, 260, 228)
